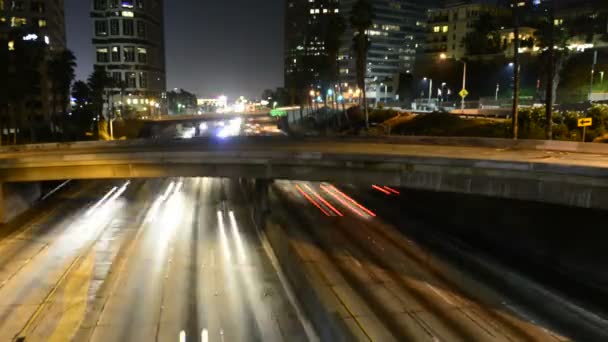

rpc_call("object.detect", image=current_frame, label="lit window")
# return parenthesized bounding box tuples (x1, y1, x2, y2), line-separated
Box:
(8, 40, 14, 51)
(96, 47, 109, 63)
(122, 11, 134, 17)
(37, 19, 46, 27)
(442, 25, 449, 33)
(433, 26, 440, 33)
(111, 46, 121, 61)
(137, 47, 147, 63)
(10, 17, 27, 27)
(122, 0, 134, 9)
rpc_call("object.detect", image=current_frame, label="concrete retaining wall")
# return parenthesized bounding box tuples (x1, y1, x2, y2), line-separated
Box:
(1, 182, 42, 223)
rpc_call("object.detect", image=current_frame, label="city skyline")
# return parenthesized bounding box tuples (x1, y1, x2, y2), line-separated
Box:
(66, 0, 284, 99)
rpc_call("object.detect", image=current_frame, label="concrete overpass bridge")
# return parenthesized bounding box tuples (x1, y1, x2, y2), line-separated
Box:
(0, 136, 606, 216)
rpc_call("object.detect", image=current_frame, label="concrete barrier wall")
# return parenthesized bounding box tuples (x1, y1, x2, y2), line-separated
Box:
(2, 182, 41, 223)
(1, 135, 607, 154)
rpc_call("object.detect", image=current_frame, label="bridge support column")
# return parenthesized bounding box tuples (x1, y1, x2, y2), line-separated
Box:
(253, 179, 271, 229)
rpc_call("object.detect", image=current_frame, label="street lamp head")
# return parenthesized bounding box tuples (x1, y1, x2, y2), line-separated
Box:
(309, 90, 315, 97)
(508, 62, 514, 67)
(423, 77, 428, 81)
(439, 53, 447, 60)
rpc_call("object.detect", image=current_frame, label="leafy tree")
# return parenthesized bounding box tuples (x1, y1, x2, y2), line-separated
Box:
(68, 80, 96, 139)
(261, 88, 289, 108)
(350, 0, 374, 128)
(464, 13, 506, 56)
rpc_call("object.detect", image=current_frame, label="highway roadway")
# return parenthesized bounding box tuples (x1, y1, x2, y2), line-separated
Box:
(0, 178, 312, 342)
(270, 180, 608, 341)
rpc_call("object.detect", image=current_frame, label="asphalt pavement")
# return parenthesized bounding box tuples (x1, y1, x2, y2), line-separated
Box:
(0, 178, 311, 342)
(271, 180, 581, 342)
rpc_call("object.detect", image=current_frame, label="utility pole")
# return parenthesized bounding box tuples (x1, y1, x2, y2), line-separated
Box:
(545, 0, 555, 140)
(512, 1, 521, 140)
(461, 62, 467, 114)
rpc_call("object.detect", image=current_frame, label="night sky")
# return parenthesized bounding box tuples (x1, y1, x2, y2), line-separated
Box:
(65, 0, 285, 100)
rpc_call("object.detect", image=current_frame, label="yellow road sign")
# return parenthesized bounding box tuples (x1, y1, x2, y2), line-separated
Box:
(459, 89, 469, 98)
(578, 118, 592, 127)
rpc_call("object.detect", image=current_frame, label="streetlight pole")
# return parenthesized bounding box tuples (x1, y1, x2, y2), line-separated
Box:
(428, 79, 433, 104)
(384, 84, 388, 105)
(589, 50, 598, 102)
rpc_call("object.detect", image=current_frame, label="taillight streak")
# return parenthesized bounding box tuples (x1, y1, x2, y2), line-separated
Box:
(303, 184, 344, 217)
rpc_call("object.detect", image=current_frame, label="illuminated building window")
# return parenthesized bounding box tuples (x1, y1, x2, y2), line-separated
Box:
(122, 1, 134, 9)
(137, 47, 147, 63)
(96, 47, 109, 63)
(10, 17, 27, 27)
(111, 46, 121, 61)
(442, 25, 449, 33)
(126, 72, 137, 88)
(121, 11, 134, 17)
(8, 40, 15, 51)
(37, 19, 46, 27)
(433, 26, 440, 33)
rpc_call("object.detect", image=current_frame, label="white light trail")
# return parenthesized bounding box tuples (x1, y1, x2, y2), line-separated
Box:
(229, 211, 247, 262)
(217, 211, 232, 261)
(85, 186, 118, 217)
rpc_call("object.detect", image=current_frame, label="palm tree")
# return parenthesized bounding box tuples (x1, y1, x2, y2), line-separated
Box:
(350, 0, 374, 128)
(534, 1, 569, 139)
(48, 50, 77, 139)
(323, 13, 346, 94)
(87, 66, 112, 120)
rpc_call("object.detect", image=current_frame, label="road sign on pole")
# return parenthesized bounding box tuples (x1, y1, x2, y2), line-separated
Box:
(578, 118, 592, 127)
(459, 89, 469, 99)
(578, 118, 592, 142)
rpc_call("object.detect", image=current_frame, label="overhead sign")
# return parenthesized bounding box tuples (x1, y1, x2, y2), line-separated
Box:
(270, 109, 287, 117)
(578, 118, 592, 127)
(459, 89, 469, 98)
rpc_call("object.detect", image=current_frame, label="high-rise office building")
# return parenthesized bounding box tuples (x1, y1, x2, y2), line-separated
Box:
(1, 0, 67, 127)
(338, 0, 429, 102)
(284, 0, 431, 104)
(91, 0, 166, 116)
(284, 0, 341, 99)
(0, 0, 66, 50)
